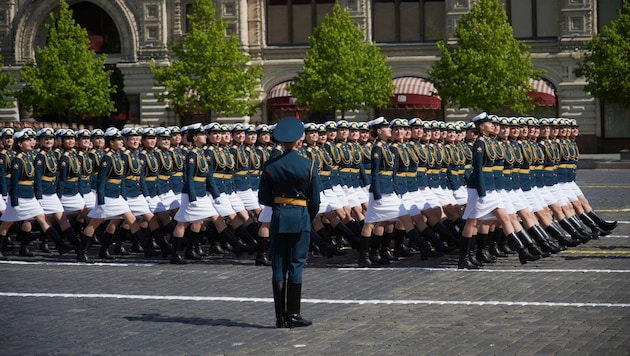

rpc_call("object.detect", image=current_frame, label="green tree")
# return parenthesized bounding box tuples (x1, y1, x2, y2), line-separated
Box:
(428, 0, 543, 114)
(575, 0, 630, 107)
(16, 0, 115, 122)
(0, 55, 16, 109)
(151, 0, 262, 119)
(288, 3, 394, 118)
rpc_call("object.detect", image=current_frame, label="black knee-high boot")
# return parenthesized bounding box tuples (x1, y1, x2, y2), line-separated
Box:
(475, 233, 496, 263)
(517, 229, 548, 257)
(507, 232, 539, 264)
(255, 237, 272, 266)
(358, 237, 376, 267)
(272, 281, 286, 328)
(235, 225, 258, 251)
(0, 234, 6, 259)
(170, 237, 188, 264)
(132, 229, 154, 259)
(151, 227, 172, 258)
(586, 210, 617, 231)
(316, 228, 345, 258)
(407, 228, 443, 260)
(98, 232, 115, 260)
(393, 229, 414, 257)
(545, 222, 581, 247)
(380, 231, 398, 261)
(488, 230, 508, 257)
(370, 235, 389, 264)
(44, 227, 70, 255)
(18, 230, 34, 257)
(76, 234, 93, 263)
(286, 283, 312, 328)
(495, 227, 516, 254)
(527, 226, 560, 253)
(333, 222, 359, 249)
(558, 218, 591, 243)
(431, 221, 460, 247)
(421, 226, 455, 253)
(579, 213, 609, 237)
(185, 230, 202, 260)
(468, 236, 482, 266)
(219, 228, 250, 257)
(569, 214, 599, 239)
(458, 237, 479, 269)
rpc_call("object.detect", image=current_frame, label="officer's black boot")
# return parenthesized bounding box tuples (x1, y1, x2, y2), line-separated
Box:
(488, 230, 508, 257)
(219, 228, 251, 257)
(369, 235, 389, 264)
(586, 210, 617, 231)
(408, 228, 443, 260)
(468, 236, 482, 267)
(507, 232, 539, 264)
(132, 229, 154, 259)
(39, 234, 49, 253)
(569, 214, 599, 240)
(380, 232, 398, 261)
(316, 228, 346, 258)
(495, 228, 516, 255)
(443, 219, 462, 242)
(195, 229, 208, 257)
(0, 234, 7, 259)
(272, 281, 286, 328)
(185, 230, 202, 260)
(333, 222, 359, 249)
(421, 227, 456, 254)
(286, 283, 312, 328)
(458, 237, 479, 269)
(579, 213, 609, 237)
(255, 237, 272, 266)
(18, 230, 34, 257)
(526, 226, 559, 254)
(475, 233, 496, 263)
(98, 232, 115, 260)
(170, 237, 188, 264)
(235, 225, 258, 253)
(44, 227, 70, 255)
(62, 228, 79, 251)
(346, 220, 363, 237)
(151, 227, 172, 258)
(76, 234, 94, 263)
(358, 237, 376, 267)
(531, 225, 562, 253)
(545, 223, 580, 247)
(558, 218, 591, 243)
(431, 221, 460, 248)
(517, 229, 548, 257)
(393, 229, 414, 257)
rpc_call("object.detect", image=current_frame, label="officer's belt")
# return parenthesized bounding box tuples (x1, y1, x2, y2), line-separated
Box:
(65, 177, 78, 182)
(493, 166, 503, 171)
(378, 170, 393, 176)
(427, 169, 439, 174)
(416, 167, 427, 173)
(18, 180, 33, 185)
(544, 167, 556, 171)
(482, 167, 494, 172)
(125, 176, 140, 181)
(464, 164, 472, 169)
(193, 176, 206, 182)
(172, 172, 183, 177)
(158, 175, 170, 180)
(339, 168, 359, 173)
(503, 170, 512, 174)
(82, 175, 90, 180)
(107, 179, 121, 184)
(364, 169, 371, 174)
(213, 173, 232, 179)
(319, 171, 331, 176)
(145, 176, 157, 181)
(235, 171, 248, 175)
(273, 197, 307, 206)
(532, 165, 543, 170)
(4, 174, 10, 179)
(249, 170, 260, 175)
(558, 164, 575, 169)
(519, 169, 530, 174)
(399, 172, 416, 177)
(41, 176, 56, 182)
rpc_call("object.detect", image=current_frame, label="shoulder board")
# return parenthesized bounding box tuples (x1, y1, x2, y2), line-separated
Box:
(16, 152, 23, 158)
(106, 151, 114, 157)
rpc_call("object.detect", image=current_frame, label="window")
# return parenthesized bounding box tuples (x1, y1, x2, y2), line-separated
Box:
(267, 0, 336, 46)
(597, 0, 622, 33)
(373, 0, 445, 43)
(501, 0, 559, 39)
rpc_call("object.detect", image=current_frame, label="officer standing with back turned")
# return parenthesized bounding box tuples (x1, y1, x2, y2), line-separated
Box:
(258, 116, 322, 329)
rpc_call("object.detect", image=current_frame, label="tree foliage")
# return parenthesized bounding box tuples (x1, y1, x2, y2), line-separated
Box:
(0, 55, 15, 109)
(575, 0, 630, 107)
(428, 0, 543, 114)
(16, 0, 115, 121)
(288, 3, 394, 117)
(151, 0, 263, 119)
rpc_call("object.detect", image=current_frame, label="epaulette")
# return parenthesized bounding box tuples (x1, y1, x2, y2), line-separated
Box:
(106, 151, 114, 157)
(16, 152, 23, 158)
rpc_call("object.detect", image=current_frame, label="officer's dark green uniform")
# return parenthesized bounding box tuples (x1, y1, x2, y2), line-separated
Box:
(258, 117, 321, 329)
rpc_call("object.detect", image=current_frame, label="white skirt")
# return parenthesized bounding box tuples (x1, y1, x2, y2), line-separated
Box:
(432, 186, 458, 206)
(507, 189, 530, 212)
(557, 182, 578, 202)
(39, 194, 64, 215)
(317, 192, 331, 215)
(0, 195, 6, 212)
(453, 186, 469, 205)
(341, 185, 361, 207)
(126, 195, 152, 217)
(174, 193, 217, 223)
(83, 191, 96, 210)
(236, 188, 260, 211)
(462, 189, 503, 221)
(87, 196, 130, 220)
(365, 192, 408, 223)
(523, 188, 545, 212)
(1, 196, 45, 222)
(213, 192, 238, 217)
(323, 188, 344, 211)
(401, 191, 423, 217)
(415, 187, 441, 211)
(60, 193, 86, 213)
(146, 195, 167, 213)
(567, 181, 584, 198)
(332, 185, 350, 207)
(159, 190, 180, 211)
(498, 190, 517, 215)
(258, 204, 272, 223)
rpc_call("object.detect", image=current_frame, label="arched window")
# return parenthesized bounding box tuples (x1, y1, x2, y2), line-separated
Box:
(69, 2, 121, 53)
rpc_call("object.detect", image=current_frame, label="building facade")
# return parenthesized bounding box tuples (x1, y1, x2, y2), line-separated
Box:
(0, 0, 625, 152)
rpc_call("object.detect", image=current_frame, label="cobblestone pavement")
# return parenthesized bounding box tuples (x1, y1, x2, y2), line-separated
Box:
(1, 170, 629, 355)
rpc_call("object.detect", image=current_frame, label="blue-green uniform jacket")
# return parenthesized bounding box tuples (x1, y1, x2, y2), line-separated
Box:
(96, 150, 127, 205)
(140, 148, 159, 197)
(76, 149, 94, 195)
(34, 149, 59, 198)
(0, 148, 14, 196)
(358, 141, 372, 186)
(155, 148, 173, 195)
(390, 142, 415, 195)
(466, 136, 496, 198)
(539, 139, 560, 187)
(410, 140, 431, 188)
(182, 146, 209, 202)
(246, 144, 262, 191)
(230, 144, 251, 192)
(370, 139, 397, 200)
(57, 149, 81, 197)
(169, 146, 186, 194)
(10, 152, 37, 206)
(120, 149, 145, 199)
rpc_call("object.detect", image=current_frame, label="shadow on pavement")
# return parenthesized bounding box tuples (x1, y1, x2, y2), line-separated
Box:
(124, 313, 274, 328)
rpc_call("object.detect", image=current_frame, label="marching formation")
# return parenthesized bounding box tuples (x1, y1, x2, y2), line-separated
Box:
(0, 114, 617, 269)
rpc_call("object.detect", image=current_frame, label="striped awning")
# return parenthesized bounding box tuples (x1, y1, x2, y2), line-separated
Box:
(391, 77, 441, 110)
(267, 82, 301, 111)
(528, 78, 556, 106)
(268, 82, 292, 99)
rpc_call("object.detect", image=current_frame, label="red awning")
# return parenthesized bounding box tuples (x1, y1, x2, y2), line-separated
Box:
(266, 82, 301, 110)
(391, 77, 442, 110)
(528, 78, 556, 106)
